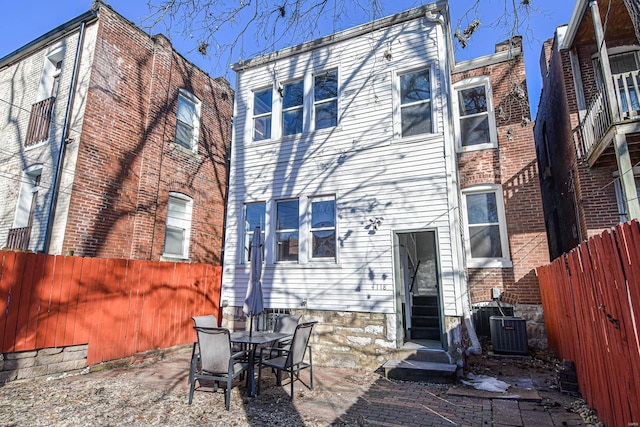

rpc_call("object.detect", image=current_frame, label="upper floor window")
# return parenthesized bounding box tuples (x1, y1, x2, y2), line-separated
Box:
(397, 68, 433, 138)
(253, 88, 272, 141)
(276, 199, 299, 262)
(594, 49, 640, 114)
(282, 79, 304, 136)
(314, 70, 338, 130)
(174, 90, 201, 151)
(244, 202, 266, 262)
(461, 185, 511, 268)
(309, 196, 336, 260)
(453, 77, 497, 151)
(36, 46, 65, 102)
(13, 165, 43, 229)
(163, 193, 193, 259)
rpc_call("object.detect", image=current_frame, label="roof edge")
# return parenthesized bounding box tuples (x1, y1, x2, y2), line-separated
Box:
(232, 0, 447, 71)
(559, 0, 588, 50)
(0, 10, 98, 70)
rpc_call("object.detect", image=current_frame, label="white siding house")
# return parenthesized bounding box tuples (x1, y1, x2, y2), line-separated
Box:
(221, 1, 470, 366)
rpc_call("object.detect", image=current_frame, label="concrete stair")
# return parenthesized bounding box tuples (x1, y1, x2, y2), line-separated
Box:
(382, 348, 458, 384)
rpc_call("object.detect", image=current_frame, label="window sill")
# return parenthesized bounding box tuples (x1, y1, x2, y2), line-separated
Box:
(457, 142, 498, 153)
(252, 126, 342, 146)
(24, 140, 51, 151)
(467, 258, 513, 269)
(394, 132, 443, 144)
(161, 255, 191, 263)
(169, 141, 202, 159)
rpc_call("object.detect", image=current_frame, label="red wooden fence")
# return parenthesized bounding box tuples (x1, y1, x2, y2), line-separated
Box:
(537, 220, 640, 427)
(0, 252, 222, 365)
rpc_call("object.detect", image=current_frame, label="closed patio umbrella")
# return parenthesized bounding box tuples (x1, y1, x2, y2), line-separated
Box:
(243, 226, 264, 336)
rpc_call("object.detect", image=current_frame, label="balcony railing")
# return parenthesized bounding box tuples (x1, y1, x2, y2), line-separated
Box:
(25, 96, 55, 146)
(6, 226, 32, 251)
(575, 71, 640, 160)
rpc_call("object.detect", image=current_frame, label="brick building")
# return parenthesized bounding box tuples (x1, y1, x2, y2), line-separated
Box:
(535, 0, 640, 260)
(0, 1, 232, 264)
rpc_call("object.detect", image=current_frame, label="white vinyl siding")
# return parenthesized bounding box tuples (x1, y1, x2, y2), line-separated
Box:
(224, 16, 461, 316)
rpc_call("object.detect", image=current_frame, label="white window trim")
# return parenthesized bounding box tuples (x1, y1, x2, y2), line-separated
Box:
(308, 195, 337, 263)
(175, 89, 201, 152)
(36, 45, 66, 103)
(13, 165, 43, 229)
(312, 69, 339, 132)
(281, 78, 305, 137)
(252, 86, 274, 142)
(243, 201, 266, 264)
(393, 65, 436, 141)
(453, 76, 498, 153)
(274, 198, 300, 263)
(461, 184, 512, 268)
(163, 192, 193, 259)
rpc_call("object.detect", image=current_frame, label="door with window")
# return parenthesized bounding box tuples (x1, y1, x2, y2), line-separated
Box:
(394, 230, 443, 348)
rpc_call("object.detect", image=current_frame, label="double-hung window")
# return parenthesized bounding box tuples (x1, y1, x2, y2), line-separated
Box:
(164, 193, 193, 259)
(462, 185, 510, 267)
(398, 68, 432, 137)
(454, 77, 497, 151)
(314, 70, 338, 130)
(310, 196, 336, 260)
(276, 199, 299, 261)
(244, 202, 266, 262)
(175, 90, 201, 151)
(282, 79, 304, 136)
(253, 88, 272, 141)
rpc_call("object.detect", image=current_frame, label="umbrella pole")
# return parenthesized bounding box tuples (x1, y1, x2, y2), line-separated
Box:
(249, 316, 253, 336)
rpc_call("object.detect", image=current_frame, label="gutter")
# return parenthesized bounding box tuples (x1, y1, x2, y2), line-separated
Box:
(559, 0, 588, 50)
(0, 10, 97, 70)
(43, 20, 89, 253)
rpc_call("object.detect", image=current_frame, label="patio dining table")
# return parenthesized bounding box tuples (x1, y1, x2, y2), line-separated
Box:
(230, 330, 292, 397)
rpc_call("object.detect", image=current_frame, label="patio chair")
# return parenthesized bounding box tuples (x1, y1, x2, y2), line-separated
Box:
(188, 326, 249, 410)
(257, 321, 316, 400)
(259, 314, 302, 359)
(189, 315, 218, 384)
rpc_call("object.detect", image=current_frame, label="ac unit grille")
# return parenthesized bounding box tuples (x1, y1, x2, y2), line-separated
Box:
(489, 316, 528, 355)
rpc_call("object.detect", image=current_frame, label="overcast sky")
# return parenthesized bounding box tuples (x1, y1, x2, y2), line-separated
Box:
(0, 0, 575, 116)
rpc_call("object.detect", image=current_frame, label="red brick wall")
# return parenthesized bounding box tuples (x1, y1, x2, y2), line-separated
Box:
(63, 4, 232, 264)
(453, 40, 549, 304)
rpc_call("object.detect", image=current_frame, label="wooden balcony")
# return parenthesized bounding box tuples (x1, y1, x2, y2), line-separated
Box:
(6, 226, 32, 251)
(25, 97, 55, 146)
(575, 72, 640, 166)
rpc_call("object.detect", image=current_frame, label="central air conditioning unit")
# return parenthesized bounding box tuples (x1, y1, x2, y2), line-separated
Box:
(489, 316, 528, 355)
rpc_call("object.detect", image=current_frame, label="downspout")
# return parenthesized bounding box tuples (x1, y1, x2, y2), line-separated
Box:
(43, 21, 87, 253)
(425, 7, 481, 357)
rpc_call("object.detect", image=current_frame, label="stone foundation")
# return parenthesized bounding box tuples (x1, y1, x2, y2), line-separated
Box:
(0, 344, 88, 383)
(514, 304, 548, 351)
(222, 307, 464, 370)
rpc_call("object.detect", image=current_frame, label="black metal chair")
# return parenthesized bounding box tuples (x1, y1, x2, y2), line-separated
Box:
(188, 327, 249, 410)
(257, 321, 316, 400)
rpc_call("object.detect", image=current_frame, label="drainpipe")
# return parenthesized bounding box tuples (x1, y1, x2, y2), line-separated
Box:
(425, 6, 481, 357)
(43, 21, 87, 253)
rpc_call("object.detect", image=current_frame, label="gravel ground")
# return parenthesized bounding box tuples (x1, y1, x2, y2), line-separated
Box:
(0, 347, 603, 427)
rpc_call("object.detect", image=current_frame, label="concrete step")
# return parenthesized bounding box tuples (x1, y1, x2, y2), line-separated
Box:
(382, 359, 457, 384)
